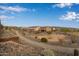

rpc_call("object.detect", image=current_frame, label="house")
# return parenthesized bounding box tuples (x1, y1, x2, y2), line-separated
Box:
(34, 26, 40, 32)
(38, 27, 52, 32)
(46, 27, 52, 32)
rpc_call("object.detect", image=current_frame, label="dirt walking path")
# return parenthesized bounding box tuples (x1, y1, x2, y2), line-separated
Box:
(13, 29, 78, 55)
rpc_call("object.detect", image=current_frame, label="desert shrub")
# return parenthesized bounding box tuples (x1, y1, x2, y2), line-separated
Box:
(35, 36, 37, 39)
(47, 31, 52, 34)
(60, 28, 71, 32)
(40, 49, 55, 56)
(71, 39, 76, 43)
(76, 29, 79, 32)
(34, 31, 40, 34)
(59, 39, 64, 45)
(41, 38, 48, 43)
(41, 30, 45, 32)
(71, 35, 77, 43)
(74, 49, 78, 56)
(22, 32, 25, 36)
(5, 27, 9, 30)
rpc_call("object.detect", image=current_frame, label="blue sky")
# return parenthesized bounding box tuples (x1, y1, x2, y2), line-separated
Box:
(0, 3, 79, 28)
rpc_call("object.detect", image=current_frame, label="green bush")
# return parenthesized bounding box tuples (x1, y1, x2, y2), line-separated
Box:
(41, 38, 48, 43)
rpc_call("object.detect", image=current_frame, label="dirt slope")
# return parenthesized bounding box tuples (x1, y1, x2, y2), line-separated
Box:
(13, 29, 77, 56)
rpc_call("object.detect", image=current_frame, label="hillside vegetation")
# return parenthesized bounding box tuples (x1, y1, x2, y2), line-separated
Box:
(0, 26, 79, 56)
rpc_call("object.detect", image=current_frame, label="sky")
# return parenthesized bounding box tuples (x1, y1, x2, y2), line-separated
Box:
(0, 3, 79, 28)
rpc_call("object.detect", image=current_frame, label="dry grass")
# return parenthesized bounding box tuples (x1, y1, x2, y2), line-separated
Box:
(0, 41, 56, 56)
(0, 26, 79, 56)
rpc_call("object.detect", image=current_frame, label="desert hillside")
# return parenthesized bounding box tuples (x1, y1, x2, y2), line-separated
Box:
(0, 25, 79, 56)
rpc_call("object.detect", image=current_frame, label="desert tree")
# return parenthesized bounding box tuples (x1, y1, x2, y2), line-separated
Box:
(74, 49, 78, 56)
(41, 38, 48, 43)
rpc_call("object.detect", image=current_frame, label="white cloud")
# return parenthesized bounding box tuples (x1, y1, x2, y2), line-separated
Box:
(60, 12, 79, 21)
(53, 3, 74, 8)
(0, 15, 14, 20)
(0, 6, 26, 13)
(0, 5, 37, 22)
(0, 6, 37, 14)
